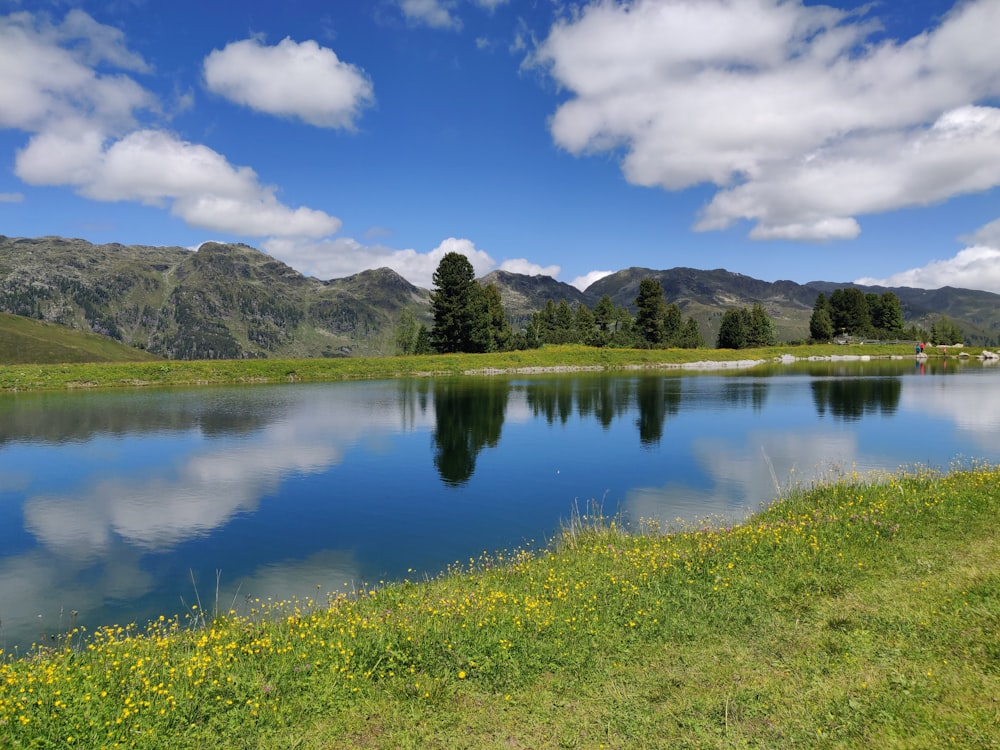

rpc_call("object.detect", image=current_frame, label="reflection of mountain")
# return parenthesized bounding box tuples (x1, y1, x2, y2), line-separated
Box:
(432, 379, 509, 486)
(811, 377, 902, 421)
(0, 388, 282, 445)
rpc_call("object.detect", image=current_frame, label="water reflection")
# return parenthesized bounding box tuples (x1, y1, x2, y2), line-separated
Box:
(2, 365, 1000, 654)
(432, 379, 508, 486)
(811, 377, 902, 420)
(0, 388, 283, 446)
(635, 377, 682, 446)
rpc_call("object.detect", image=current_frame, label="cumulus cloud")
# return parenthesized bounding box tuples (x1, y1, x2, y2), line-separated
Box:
(399, 0, 508, 30)
(535, 0, 1000, 241)
(963, 217, 1000, 248)
(2, 11, 344, 239)
(400, 0, 461, 30)
(0, 192, 23, 202)
(264, 236, 574, 288)
(498, 258, 560, 278)
(16, 128, 342, 237)
(203, 37, 374, 129)
(569, 270, 613, 291)
(855, 245, 1000, 294)
(263, 236, 498, 288)
(0, 10, 154, 133)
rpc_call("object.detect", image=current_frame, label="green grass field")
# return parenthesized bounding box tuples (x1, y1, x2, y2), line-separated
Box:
(0, 342, 921, 392)
(2, 464, 997, 748)
(0, 313, 161, 366)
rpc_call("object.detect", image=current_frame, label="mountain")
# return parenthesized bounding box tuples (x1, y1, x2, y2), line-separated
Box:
(478, 270, 590, 322)
(2, 235, 999, 360)
(487, 266, 1000, 346)
(0, 236, 429, 360)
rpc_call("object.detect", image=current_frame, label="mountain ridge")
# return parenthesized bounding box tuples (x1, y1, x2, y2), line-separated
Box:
(2, 235, 998, 359)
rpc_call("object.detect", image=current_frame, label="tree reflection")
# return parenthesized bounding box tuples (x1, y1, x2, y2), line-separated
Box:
(811, 377, 902, 421)
(432, 379, 509, 486)
(720, 380, 769, 412)
(523, 375, 680, 446)
(524, 378, 576, 424)
(526, 376, 634, 429)
(635, 377, 682, 446)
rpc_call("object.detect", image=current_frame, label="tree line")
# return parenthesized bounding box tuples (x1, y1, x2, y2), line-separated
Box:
(396, 252, 790, 355)
(808, 287, 964, 345)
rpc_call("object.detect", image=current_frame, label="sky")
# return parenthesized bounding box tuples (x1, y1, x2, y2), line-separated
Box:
(1, 0, 999, 293)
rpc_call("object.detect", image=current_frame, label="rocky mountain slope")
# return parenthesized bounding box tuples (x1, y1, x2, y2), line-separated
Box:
(0, 236, 429, 359)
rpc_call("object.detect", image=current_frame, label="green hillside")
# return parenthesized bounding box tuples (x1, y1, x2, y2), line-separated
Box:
(0, 312, 162, 364)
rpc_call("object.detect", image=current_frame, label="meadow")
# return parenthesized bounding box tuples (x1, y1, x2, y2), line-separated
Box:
(1, 461, 997, 748)
(0, 342, 920, 392)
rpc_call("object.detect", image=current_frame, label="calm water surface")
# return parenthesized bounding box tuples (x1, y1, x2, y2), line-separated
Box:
(2, 359, 999, 652)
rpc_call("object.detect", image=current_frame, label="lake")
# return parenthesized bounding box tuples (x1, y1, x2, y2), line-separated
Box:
(2, 358, 999, 654)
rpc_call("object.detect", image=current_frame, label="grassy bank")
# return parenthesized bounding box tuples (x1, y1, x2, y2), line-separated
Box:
(0, 342, 921, 392)
(0, 313, 163, 366)
(2, 464, 997, 748)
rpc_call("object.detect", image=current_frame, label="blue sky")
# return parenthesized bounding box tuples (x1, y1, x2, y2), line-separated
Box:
(1, 0, 999, 293)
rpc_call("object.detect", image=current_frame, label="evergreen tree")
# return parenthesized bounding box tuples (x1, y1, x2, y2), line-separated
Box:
(574, 303, 595, 342)
(612, 305, 636, 346)
(809, 293, 834, 342)
(430, 252, 479, 353)
(593, 294, 615, 334)
(469, 283, 512, 352)
(635, 277, 667, 346)
(871, 292, 904, 337)
(717, 308, 750, 349)
(747, 303, 777, 347)
(829, 287, 871, 337)
(930, 318, 963, 345)
(534, 300, 558, 343)
(413, 324, 432, 354)
(662, 303, 682, 346)
(554, 301, 576, 343)
(676, 317, 704, 348)
(394, 308, 420, 355)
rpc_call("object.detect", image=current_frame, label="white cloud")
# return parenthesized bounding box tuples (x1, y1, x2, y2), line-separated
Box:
(264, 237, 571, 289)
(0, 191, 23, 202)
(535, 0, 1000, 241)
(400, 0, 461, 30)
(498, 258, 560, 277)
(700, 106, 1000, 239)
(855, 245, 1000, 294)
(569, 270, 613, 291)
(16, 128, 342, 237)
(263, 236, 498, 288)
(0, 10, 154, 133)
(1, 11, 344, 240)
(203, 37, 374, 129)
(963, 217, 1000, 248)
(56, 8, 151, 73)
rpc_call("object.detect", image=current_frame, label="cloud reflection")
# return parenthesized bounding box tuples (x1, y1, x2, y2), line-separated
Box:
(21, 385, 434, 557)
(624, 429, 862, 526)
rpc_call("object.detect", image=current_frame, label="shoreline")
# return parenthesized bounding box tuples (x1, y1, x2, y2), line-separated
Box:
(464, 351, 930, 376)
